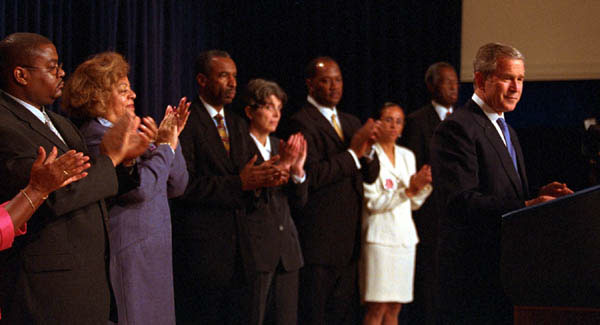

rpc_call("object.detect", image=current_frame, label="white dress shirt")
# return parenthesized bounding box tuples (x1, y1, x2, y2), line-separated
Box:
(472, 93, 508, 146)
(432, 100, 453, 121)
(307, 95, 369, 168)
(200, 95, 229, 137)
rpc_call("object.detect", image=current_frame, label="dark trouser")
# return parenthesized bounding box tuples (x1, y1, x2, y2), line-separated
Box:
(299, 262, 359, 325)
(403, 243, 437, 325)
(173, 242, 247, 324)
(247, 263, 299, 325)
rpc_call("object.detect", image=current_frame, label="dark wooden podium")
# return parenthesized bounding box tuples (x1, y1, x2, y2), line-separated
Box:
(501, 185, 600, 324)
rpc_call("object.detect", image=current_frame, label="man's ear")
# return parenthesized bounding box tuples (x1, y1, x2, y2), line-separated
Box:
(305, 78, 313, 95)
(426, 82, 435, 95)
(196, 73, 207, 88)
(473, 71, 485, 91)
(244, 105, 253, 120)
(13, 67, 28, 86)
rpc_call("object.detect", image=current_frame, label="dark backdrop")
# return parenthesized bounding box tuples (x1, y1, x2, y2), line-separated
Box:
(2, 0, 599, 190)
(0, 0, 461, 121)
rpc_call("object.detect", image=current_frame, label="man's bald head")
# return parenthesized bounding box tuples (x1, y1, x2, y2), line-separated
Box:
(305, 56, 343, 108)
(0, 33, 53, 88)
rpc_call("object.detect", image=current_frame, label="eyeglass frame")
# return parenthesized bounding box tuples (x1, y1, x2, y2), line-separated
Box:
(19, 62, 64, 78)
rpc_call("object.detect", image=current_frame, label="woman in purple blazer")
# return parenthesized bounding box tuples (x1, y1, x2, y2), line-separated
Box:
(61, 52, 190, 325)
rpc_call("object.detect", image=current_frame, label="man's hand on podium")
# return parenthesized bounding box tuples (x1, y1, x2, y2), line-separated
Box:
(525, 195, 555, 207)
(539, 181, 573, 197)
(525, 182, 574, 207)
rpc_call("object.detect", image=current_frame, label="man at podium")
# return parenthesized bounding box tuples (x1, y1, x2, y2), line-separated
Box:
(430, 42, 573, 324)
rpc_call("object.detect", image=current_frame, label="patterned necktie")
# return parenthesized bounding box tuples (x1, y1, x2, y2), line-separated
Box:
(214, 114, 230, 153)
(331, 113, 344, 140)
(42, 109, 66, 144)
(497, 117, 518, 173)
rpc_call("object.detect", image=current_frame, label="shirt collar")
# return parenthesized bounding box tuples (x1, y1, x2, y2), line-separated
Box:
(199, 95, 224, 119)
(431, 100, 453, 121)
(97, 117, 113, 128)
(472, 93, 503, 122)
(249, 132, 272, 161)
(307, 95, 339, 120)
(1, 89, 46, 123)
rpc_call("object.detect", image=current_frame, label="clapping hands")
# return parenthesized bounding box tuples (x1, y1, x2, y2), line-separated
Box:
(157, 97, 191, 150)
(279, 132, 307, 178)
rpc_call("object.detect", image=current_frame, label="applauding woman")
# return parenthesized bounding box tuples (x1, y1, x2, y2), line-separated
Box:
(242, 79, 308, 325)
(62, 52, 190, 325)
(360, 102, 432, 325)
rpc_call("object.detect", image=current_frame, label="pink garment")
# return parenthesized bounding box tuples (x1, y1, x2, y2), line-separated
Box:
(0, 201, 27, 251)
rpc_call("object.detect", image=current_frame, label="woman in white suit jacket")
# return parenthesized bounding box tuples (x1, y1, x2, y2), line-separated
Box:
(360, 103, 432, 325)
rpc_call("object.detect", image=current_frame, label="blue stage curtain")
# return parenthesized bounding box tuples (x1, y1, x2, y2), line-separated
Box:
(0, 0, 462, 122)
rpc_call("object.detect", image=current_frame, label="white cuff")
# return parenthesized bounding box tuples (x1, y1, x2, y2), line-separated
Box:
(347, 149, 361, 169)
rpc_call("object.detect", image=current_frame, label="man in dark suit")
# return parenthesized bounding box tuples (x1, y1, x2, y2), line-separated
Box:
(403, 62, 458, 169)
(430, 43, 572, 324)
(400, 62, 458, 325)
(171, 50, 286, 324)
(286, 56, 380, 324)
(0, 33, 146, 324)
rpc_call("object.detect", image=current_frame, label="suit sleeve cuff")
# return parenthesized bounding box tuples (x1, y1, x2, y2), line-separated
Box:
(347, 149, 361, 169)
(291, 172, 307, 184)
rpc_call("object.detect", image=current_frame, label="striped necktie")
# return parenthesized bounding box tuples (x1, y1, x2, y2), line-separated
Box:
(214, 114, 230, 153)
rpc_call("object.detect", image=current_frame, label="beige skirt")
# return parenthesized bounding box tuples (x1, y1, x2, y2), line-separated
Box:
(359, 242, 416, 303)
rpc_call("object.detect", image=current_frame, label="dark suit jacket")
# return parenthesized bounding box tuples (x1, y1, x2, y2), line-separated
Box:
(0, 92, 127, 324)
(400, 102, 442, 246)
(286, 102, 379, 266)
(401, 102, 441, 169)
(171, 99, 256, 288)
(242, 135, 306, 273)
(430, 99, 529, 317)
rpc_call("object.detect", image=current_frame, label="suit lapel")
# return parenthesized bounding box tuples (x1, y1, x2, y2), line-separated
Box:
(425, 103, 442, 130)
(270, 135, 279, 157)
(193, 101, 235, 172)
(46, 110, 80, 152)
(304, 103, 346, 148)
(510, 127, 529, 196)
(467, 101, 524, 198)
(226, 109, 247, 171)
(0, 93, 69, 152)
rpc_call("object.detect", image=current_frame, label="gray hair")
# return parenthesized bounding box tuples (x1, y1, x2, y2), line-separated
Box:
(243, 78, 287, 108)
(473, 42, 524, 78)
(424, 62, 455, 88)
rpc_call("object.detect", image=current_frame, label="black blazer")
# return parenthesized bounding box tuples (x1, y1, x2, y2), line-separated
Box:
(400, 103, 443, 245)
(430, 99, 529, 314)
(401, 102, 441, 169)
(172, 99, 256, 288)
(286, 102, 379, 266)
(0, 92, 127, 324)
(242, 135, 306, 273)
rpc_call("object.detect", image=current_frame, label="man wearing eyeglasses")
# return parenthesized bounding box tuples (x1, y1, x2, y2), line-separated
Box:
(0, 32, 148, 324)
